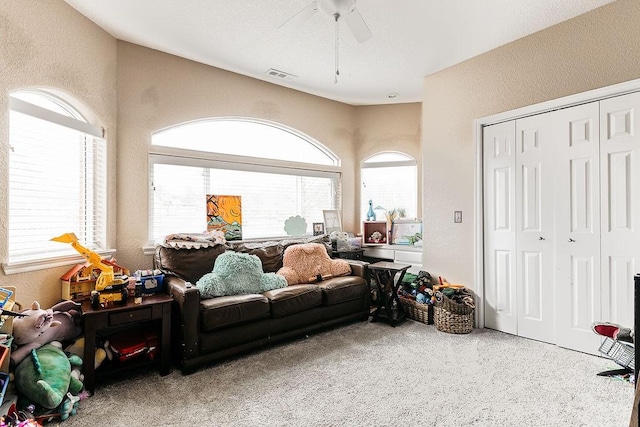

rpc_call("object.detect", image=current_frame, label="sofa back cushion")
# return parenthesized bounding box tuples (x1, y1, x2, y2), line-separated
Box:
(227, 241, 285, 273)
(154, 244, 229, 284)
(155, 235, 333, 282)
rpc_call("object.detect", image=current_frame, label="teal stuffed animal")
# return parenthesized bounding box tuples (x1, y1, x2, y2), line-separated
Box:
(196, 251, 287, 298)
(14, 342, 83, 409)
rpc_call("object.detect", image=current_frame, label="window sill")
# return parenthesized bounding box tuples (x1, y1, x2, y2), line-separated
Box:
(2, 249, 116, 275)
(143, 245, 157, 256)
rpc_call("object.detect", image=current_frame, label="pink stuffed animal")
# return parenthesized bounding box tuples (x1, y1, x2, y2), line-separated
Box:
(10, 300, 82, 367)
(276, 243, 351, 285)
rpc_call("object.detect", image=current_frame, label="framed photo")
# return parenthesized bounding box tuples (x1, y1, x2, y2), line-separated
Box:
(312, 222, 325, 236)
(322, 210, 342, 234)
(391, 220, 422, 245)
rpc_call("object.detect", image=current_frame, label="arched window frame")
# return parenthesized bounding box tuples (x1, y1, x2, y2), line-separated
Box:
(360, 151, 418, 223)
(3, 89, 111, 274)
(147, 117, 342, 247)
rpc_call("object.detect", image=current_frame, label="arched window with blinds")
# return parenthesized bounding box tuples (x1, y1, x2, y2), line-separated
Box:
(361, 151, 417, 221)
(149, 117, 341, 243)
(5, 90, 107, 272)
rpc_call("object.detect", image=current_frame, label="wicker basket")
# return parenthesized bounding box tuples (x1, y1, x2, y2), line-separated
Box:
(434, 296, 474, 334)
(399, 298, 433, 324)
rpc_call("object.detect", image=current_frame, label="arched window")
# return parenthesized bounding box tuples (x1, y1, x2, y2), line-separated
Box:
(361, 152, 417, 221)
(5, 90, 106, 271)
(149, 118, 341, 242)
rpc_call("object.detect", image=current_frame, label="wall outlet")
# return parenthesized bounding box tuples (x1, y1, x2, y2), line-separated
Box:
(454, 211, 462, 223)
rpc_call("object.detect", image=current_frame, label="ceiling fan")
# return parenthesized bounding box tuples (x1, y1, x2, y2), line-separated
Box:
(279, 0, 373, 83)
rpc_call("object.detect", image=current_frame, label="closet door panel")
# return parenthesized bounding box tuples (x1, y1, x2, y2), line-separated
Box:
(554, 102, 600, 355)
(515, 115, 555, 343)
(483, 121, 517, 334)
(600, 92, 640, 327)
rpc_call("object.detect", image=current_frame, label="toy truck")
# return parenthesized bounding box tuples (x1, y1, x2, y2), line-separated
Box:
(51, 233, 128, 308)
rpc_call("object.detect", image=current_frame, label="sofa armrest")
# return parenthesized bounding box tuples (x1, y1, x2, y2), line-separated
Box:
(166, 275, 200, 362)
(346, 260, 368, 278)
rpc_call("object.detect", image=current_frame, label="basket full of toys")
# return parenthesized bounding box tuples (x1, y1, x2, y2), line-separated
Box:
(433, 278, 475, 334)
(398, 271, 436, 324)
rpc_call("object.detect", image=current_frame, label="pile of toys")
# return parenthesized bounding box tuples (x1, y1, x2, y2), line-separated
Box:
(399, 271, 474, 308)
(399, 271, 436, 304)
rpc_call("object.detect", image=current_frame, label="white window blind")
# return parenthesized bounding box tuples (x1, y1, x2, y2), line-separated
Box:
(7, 93, 107, 265)
(150, 162, 339, 242)
(149, 119, 341, 244)
(361, 152, 417, 221)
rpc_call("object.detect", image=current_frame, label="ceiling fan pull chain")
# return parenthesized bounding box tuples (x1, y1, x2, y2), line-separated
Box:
(334, 13, 340, 84)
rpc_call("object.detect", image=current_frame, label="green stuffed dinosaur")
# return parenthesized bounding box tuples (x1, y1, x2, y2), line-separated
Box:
(14, 342, 83, 409)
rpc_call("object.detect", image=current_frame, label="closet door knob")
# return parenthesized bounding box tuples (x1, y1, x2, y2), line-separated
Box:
(568, 238, 575, 242)
(538, 236, 545, 241)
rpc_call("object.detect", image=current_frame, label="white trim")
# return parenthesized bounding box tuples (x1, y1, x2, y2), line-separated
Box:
(143, 245, 156, 257)
(9, 96, 103, 138)
(474, 118, 485, 329)
(2, 249, 116, 275)
(361, 160, 416, 168)
(474, 77, 640, 330)
(149, 150, 341, 178)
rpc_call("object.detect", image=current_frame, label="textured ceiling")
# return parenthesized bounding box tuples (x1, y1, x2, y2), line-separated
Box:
(64, 0, 615, 105)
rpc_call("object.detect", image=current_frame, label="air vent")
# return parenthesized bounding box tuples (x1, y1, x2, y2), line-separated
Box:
(266, 68, 297, 80)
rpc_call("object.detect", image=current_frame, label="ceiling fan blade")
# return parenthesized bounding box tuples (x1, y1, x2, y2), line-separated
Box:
(278, 1, 319, 32)
(343, 6, 372, 43)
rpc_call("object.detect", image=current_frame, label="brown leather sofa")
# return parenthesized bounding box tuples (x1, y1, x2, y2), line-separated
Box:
(154, 237, 369, 374)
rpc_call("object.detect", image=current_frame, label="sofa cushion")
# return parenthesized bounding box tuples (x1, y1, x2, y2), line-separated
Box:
(228, 241, 285, 273)
(281, 235, 331, 253)
(263, 285, 322, 318)
(155, 244, 228, 285)
(317, 276, 368, 306)
(200, 294, 270, 331)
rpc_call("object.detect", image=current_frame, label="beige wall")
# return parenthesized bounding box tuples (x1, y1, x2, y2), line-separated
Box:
(0, 0, 118, 307)
(422, 0, 640, 289)
(116, 42, 423, 271)
(0, 1, 420, 307)
(354, 103, 422, 227)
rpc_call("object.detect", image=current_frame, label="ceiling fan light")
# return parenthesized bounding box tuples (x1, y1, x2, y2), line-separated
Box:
(318, 0, 357, 17)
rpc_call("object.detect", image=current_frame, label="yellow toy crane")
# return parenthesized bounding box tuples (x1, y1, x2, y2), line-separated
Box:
(51, 232, 128, 308)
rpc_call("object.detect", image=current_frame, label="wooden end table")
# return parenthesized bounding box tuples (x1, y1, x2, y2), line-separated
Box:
(81, 293, 172, 394)
(369, 261, 411, 327)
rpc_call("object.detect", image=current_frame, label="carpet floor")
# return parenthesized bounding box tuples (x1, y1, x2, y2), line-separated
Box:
(56, 320, 633, 426)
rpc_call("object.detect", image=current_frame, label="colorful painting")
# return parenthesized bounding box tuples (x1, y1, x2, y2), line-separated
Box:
(207, 195, 242, 241)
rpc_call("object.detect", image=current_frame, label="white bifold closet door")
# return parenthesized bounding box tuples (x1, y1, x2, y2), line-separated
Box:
(484, 91, 639, 355)
(483, 121, 517, 335)
(484, 110, 559, 345)
(554, 102, 601, 354)
(513, 112, 557, 344)
(599, 92, 640, 332)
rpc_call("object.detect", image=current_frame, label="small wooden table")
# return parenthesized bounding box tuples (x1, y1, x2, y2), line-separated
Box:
(81, 293, 172, 393)
(369, 261, 410, 327)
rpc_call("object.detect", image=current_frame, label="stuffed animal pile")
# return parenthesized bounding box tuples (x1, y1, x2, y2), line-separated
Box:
(9, 300, 89, 423)
(14, 342, 83, 410)
(10, 301, 82, 367)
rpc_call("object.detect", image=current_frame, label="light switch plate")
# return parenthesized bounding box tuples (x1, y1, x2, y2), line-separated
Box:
(454, 211, 462, 223)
